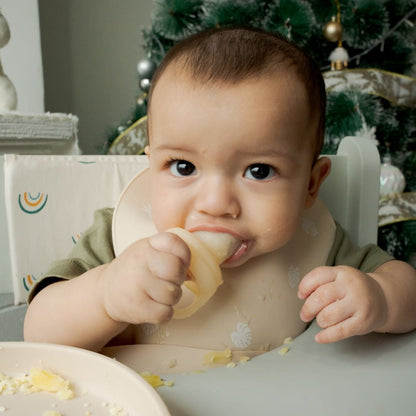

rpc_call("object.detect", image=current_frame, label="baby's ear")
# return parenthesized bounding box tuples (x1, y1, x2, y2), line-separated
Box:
(304, 157, 331, 209)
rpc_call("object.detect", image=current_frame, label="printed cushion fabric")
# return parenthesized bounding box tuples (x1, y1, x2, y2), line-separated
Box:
(4, 154, 148, 304)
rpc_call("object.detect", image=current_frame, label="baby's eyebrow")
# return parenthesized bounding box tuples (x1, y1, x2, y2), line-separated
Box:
(236, 148, 296, 160)
(153, 143, 296, 161)
(153, 143, 190, 153)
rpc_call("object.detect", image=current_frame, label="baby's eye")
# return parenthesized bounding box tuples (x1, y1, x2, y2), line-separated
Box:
(244, 163, 276, 180)
(170, 159, 197, 176)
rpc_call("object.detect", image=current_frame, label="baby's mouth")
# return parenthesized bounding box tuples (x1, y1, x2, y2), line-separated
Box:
(222, 240, 249, 264)
(192, 231, 242, 264)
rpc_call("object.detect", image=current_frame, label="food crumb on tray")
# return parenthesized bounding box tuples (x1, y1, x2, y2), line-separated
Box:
(42, 411, 63, 416)
(139, 371, 175, 388)
(278, 346, 290, 355)
(203, 349, 232, 366)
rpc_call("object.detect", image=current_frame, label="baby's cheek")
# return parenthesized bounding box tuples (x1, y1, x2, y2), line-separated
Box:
(151, 198, 187, 232)
(256, 214, 301, 253)
(150, 200, 170, 231)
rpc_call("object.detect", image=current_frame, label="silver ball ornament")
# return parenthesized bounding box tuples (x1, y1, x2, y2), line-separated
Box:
(137, 57, 157, 79)
(380, 155, 406, 198)
(139, 78, 151, 93)
(136, 95, 147, 107)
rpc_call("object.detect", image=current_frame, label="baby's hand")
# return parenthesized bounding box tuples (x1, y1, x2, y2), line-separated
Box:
(100, 232, 190, 326)
(298, 266, 388, 343)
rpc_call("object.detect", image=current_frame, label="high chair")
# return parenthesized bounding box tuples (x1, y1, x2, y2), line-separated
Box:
(1, 136, 415, 416)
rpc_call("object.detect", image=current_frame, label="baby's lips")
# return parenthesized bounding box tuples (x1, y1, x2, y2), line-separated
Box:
(192, 231, 240, 264)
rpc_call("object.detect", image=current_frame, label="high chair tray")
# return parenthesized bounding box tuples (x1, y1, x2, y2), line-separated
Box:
(154, 321, 416, 416)
(0, 341, 170, 416)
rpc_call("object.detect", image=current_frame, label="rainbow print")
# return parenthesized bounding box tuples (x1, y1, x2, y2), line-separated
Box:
(18, 192, 48, 214)
(22, 274, 37, 292)
(71, 232, 83, 244)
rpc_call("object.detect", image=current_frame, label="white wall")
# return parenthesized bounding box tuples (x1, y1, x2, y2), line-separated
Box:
(0, 0, 44, 113)
(38, 0, 154, 154)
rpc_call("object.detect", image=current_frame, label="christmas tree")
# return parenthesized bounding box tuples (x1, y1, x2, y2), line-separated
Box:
(106, 0, 416, 264)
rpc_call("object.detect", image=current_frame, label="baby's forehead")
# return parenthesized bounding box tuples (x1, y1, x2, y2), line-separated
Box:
(151, 65, 315, 130)
(156, 61, 309, 101)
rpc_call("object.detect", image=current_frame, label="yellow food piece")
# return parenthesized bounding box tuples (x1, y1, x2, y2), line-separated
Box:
(42, 411, 62, 416)
(30, 368, 74, 400)
(283, 337, 293, 344)
(203, 349, 232, 366)
(140, 372, 174, 388)
(278, 346, 290, 356)
(0, 368, 73, 399)
(239, 356, 250, 363)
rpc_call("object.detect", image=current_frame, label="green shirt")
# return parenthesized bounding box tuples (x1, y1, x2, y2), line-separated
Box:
(29, 208, 394, 301)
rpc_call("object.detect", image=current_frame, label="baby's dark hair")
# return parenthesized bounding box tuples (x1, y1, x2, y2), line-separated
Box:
(148, 26, 326, 160)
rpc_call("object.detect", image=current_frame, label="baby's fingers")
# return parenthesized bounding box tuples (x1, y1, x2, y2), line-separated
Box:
(299, 281, 343, 322)
(149, 232, 191, 270)
(298, 266, 337, 300)
(147, 232, 190, 284)
(314, 298, 353, 330)
(146, 278, 183, 307)
(314, 317, 359, 344)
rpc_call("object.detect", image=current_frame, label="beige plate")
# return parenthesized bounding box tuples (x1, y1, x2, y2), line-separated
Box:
(0, 341, 170, 416)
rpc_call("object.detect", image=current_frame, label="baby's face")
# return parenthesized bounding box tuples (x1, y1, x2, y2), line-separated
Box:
(147, 69, 321, 267)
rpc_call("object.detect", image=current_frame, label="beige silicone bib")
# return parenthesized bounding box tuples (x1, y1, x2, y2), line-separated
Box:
(111, 168, 336, 374)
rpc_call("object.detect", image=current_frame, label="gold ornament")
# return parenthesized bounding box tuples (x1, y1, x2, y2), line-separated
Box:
(323, 16, 343, 43)
(324, 1, 349, 70)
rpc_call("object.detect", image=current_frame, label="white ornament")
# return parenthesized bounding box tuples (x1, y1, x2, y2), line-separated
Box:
(380, 155, 406, 198)
(329, 46, 349, 62)
(329, 46, 349, 71)
(0, 11, 17, 111)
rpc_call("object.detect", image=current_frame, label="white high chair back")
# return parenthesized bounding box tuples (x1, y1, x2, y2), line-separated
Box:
(318, 136, 380, 247)
(2, 136, 380, 304)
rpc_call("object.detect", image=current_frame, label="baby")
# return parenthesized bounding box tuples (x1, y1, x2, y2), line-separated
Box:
(24, 27, 416, 360)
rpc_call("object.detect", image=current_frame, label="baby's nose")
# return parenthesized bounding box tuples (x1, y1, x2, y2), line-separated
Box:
(195, 176, 240, 219)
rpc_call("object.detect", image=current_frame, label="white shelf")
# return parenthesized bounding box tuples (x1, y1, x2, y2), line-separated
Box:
(0, 112, 80, 154)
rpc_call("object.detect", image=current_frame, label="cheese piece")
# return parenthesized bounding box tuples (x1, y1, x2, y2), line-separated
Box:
(42, 411, 63, 416)
(203, 349, 232, 366)
(139, 372, 174, 388)
(30, 368, 74, 400)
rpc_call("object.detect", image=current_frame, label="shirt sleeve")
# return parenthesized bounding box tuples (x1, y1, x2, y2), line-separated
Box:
(326, 222, 395, 273)
(28, 208, 115, 302)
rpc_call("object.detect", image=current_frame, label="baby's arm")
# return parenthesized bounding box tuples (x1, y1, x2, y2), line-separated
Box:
(24, 232, 190, 351)
(298, 260, 416, 343)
